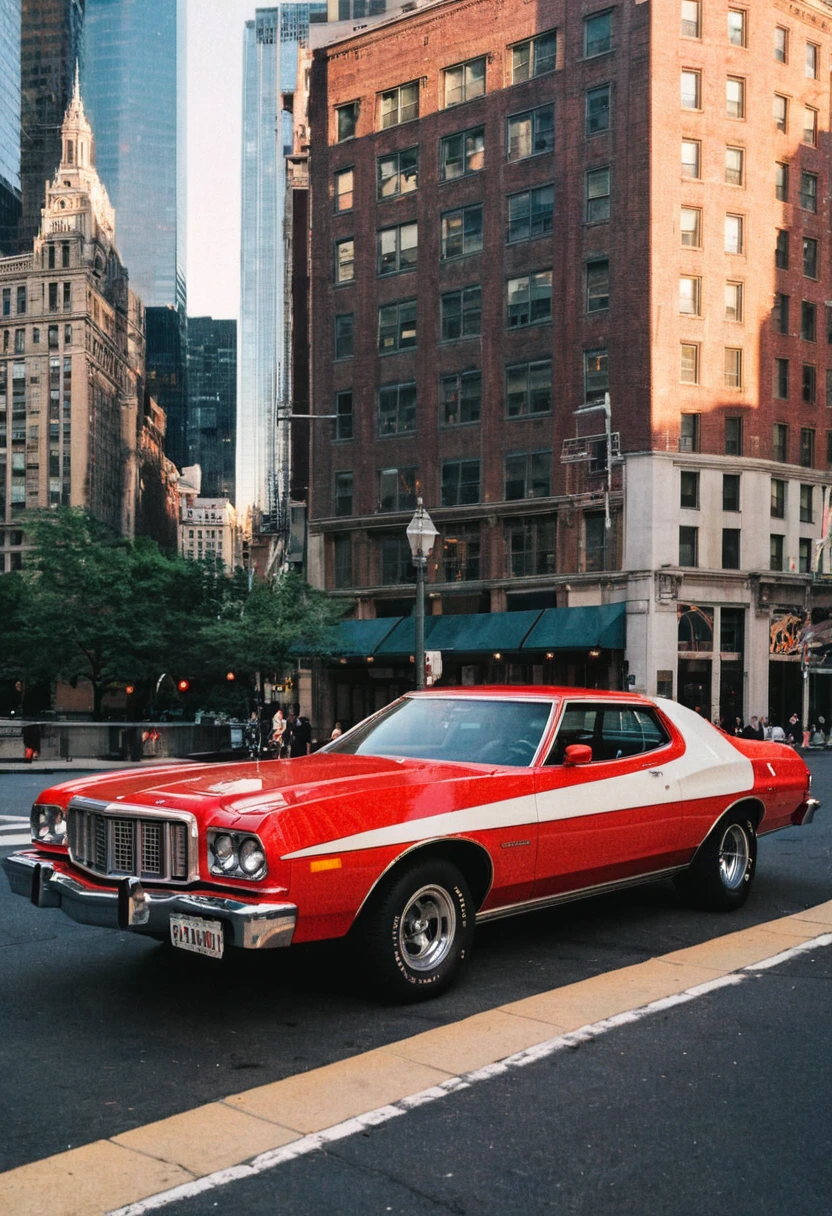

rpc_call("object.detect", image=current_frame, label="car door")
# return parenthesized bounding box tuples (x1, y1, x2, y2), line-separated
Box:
(531, 701, 683, 900)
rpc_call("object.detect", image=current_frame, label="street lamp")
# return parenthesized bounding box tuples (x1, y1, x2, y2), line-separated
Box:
(406, 498, 438, 690)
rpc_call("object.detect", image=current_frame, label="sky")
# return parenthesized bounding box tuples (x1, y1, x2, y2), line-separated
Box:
(186, 0, 259, 322)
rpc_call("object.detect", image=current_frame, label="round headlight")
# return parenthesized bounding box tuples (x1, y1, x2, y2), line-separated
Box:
(238, 838, 266, 876)
(213, 833, 237, 870)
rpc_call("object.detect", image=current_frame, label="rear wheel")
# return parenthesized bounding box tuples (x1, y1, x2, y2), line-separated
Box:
(675, 810, 757, 911)
(353, 859, 474, 1001)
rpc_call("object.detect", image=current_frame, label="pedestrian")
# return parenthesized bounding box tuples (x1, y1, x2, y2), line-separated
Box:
(289, 704, 312, 757)
(330, 721, 343, 740)
(271, 706, 286, 757)
(741, 716, 764, 741)
(733, 716, 743, 736)
(786, 712, 802, 746)
(761, 716, 772, 740)
(770, 721, 787, 742)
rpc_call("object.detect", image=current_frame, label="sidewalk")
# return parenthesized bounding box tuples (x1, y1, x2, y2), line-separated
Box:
(0, 757, 201, 775)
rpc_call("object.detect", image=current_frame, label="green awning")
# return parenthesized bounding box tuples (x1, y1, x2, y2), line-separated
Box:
(375, 610, 543, 657)
(329, 617, 403, 657)
(521, 602, 626, 651)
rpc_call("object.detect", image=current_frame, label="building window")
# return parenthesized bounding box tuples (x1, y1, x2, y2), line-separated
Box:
(505, 516, 556, 577)
(336, 101, 358, 141)
(774, 294, 789, 334)
(586, 258, 610, 312)
(378, 81, 419, 128)
(379, 535, 416, 584)
(584, 10, 612, 56)
(803, 106, 818, 145)
(334, 313, 354, 360)
(681, 139, 701, 179)
(724, 214, 743, 254)
(378, 466, 416, 513)
(16, 287, 25, 315)
(334, 470, 353, 516)
(335, 237, 355, 284)
(724, 348, 743, 389)
(776, 230, 789, 269)
(13, 330, 24, 354)
(442, 524, 481, 582)
(507, 185, 554, 244)
(335, 167, 354, 211)
(64, 324, 71, 344)
(680, 470, 699, 509)
(728, 9, 746, 47)
(378, 382, 416, 435)
(726, 77, 745, 119)
(441, 286, 482, 341)
(725, 417, 743, 456)
(511, 30, 557, 82)
(377, 222, 417, 274)
(801, 427, 815, 467)
(506, 359, 552, 417)
(773, 94, 787, 132)
(725, 146, 744, 186)
(442, 458, 480, 506)
(722, 529, 741, 569)
(775, 162, 789, 202)
(61, 242, 69, 268)
(773, 424, 788, 463)
(504, 451, 551, 500)
(800, 484, 814, 523)
(335, 390, 353, 440)
(725, 281, 743, 322)
(584, 348, 609, 403)
(679, 276, 700, 315)
(586, 166, 610, 222)
(827, 370, 832, 408)
(681, 1, 700, 39)
(378, 299, 417, 354)
(774, 358, 789, 400)
(775, 26, 788, 63)
(799, 171, 818, 213)
(680, 343, 699, 384)
(48, 283, 58, 312)
(377, 147, 418, 199)
(681, 70, 701, 110)
(506, 104, 555, 160)
(507, 271, 552, 328)
(1, 287, 10, 316)
(801, 301, 817, 342)
(679, 526, 698, 567)
(803, 237, 818, 279)
(723, 474, 740, 512)
(439, 127, 484, 180)
(441, 370, 482, 425)
(681, 206, 701, 247)
(333, 535, 352, 589)
(806, 42, 819, 78)
(586, 84, 610, 135)
(799, 538, 812, 574)
(48, 324, 59, 349)
(61, 280, 70, 308)
(443, 57, 486, 107)
(441, 204, 483, 259)
(770, 534, 784, 571)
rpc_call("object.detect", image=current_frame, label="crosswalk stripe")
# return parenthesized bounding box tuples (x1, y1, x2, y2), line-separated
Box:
(0, 834, 31, 846)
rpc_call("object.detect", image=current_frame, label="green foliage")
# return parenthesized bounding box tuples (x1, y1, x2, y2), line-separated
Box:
(0, 509, 345, 718)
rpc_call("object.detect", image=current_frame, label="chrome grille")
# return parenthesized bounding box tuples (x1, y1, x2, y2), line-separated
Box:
(68, 801, 193, 883)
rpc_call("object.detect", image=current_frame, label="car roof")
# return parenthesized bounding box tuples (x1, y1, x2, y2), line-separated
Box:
(407, 686, 656, 705)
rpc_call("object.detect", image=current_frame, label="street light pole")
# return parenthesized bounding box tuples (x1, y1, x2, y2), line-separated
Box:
(406, 498, 438, 691)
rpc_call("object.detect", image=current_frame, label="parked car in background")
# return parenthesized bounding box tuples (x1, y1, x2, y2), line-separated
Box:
(3, 689, 818, 1000)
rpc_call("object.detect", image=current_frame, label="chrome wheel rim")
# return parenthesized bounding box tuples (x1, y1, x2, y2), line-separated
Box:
(719, 824, 750, 890)
(398, 884, 456, 972)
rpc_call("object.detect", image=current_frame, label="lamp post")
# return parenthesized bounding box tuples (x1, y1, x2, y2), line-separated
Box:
(406, 498, 438, 690)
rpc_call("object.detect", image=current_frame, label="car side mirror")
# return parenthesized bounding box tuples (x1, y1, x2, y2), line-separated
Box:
(563, 743, 593, 766)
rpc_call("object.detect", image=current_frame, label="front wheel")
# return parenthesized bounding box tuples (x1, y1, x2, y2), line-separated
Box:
(353, 859, 474, 1001)
(675, 811, 757, 911)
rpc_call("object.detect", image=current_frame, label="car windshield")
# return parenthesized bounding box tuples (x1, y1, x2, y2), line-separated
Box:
(325, 696, 556, 766)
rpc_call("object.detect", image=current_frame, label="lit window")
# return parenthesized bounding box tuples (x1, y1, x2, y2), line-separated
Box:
(584, 348, 609, 403)
(334, 167, 353, 212)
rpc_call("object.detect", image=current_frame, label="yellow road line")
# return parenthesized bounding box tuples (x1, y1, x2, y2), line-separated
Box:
(1, 902, 830, 1216)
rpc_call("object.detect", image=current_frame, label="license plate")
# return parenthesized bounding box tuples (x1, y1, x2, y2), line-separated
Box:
(170, 914, 224, 959)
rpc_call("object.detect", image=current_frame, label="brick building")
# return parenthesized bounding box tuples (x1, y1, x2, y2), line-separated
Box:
(305, 0, 832, 729)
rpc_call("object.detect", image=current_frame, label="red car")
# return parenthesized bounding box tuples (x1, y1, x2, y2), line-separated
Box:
(3, 688, 819, 1000)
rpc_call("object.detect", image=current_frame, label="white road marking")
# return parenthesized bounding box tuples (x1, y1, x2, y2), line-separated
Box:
(107, 932, 832, 1216)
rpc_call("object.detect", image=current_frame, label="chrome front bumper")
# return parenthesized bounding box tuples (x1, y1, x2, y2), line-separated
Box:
(2, 852, 297, 950)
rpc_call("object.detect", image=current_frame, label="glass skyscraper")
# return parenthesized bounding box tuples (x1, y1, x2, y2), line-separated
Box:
(0, 0, 22, 255)
(83, 0, 186, 312)
(238, 3, 325, 526)
(187, 317, 237, 501)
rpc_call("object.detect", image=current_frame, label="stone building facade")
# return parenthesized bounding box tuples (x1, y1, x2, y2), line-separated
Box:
(305, 0, 832, 728)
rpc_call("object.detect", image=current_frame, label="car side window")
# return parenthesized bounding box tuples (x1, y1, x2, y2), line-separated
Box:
(545, 704, 670, 765)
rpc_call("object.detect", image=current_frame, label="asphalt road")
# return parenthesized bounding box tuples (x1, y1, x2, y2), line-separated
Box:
(1, 757, 831, 1213)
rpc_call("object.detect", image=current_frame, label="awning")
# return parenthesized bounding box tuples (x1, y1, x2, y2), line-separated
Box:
(329, 617, 403, 657)
(375, 610, 543, 657)
(521, 602, 626, 651)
